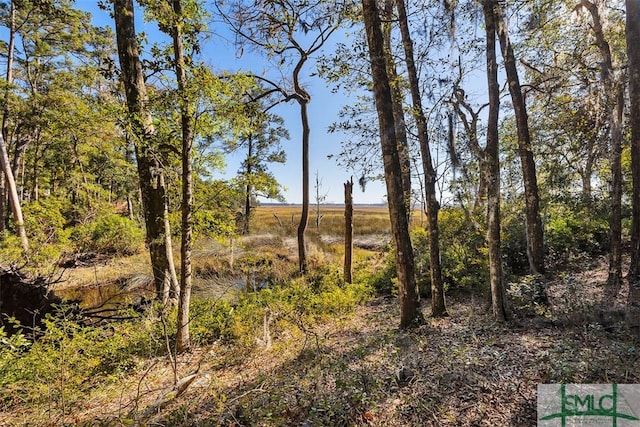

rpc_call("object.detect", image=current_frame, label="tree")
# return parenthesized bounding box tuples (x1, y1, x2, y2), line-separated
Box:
(314, 171, 328, 230)
(493, 2, 544, 275)
(0, 0, 27, 252)
(0, 0, 115, 251)
(0, 1, 113, 199)
(362, 0, 420, 328)
(344, 177, 353, 284)
(113, 0, 179, 304)
(481, 0, 506, 321)
(0, 138, 26, 253)
(582, 0, 625, 290)
(166, 0, 196, 353)
(450, 87, 489, 214)
(382, 0, 411, 216)
(626, 0, 640, 313)
(228, 101, 288, 235)
(394, 0, 446, 317)
(220, 0, 348, 273)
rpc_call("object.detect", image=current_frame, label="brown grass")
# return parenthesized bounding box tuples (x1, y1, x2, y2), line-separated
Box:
(251, 205, 427, 237)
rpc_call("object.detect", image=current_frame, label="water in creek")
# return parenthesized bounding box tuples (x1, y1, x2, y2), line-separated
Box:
(55, 278, 154, 311)
(54, 273, 268, 312)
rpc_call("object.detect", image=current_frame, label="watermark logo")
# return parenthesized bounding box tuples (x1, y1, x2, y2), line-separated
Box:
(538, 384, 640, 426)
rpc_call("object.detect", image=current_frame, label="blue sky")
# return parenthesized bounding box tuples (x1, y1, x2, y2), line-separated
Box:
(83, 1, 389, 205)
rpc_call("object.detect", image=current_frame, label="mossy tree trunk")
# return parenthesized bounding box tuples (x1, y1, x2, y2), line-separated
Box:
(113, 0, 178, 304)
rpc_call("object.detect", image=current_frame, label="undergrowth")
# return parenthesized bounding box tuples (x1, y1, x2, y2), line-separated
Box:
(0, 264, 373, 424)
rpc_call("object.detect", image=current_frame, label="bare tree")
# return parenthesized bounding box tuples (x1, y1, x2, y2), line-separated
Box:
(314, 171, 327, 230)
(344, 178, 353, 284)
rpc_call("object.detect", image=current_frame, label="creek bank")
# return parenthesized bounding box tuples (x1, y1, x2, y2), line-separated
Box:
(0, 265, 62, 335)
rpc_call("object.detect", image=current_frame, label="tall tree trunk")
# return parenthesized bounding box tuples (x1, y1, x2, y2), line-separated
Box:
(383, 0, 411, 217)
(113, 0, 178, 304)
(609, 83, 624, 292)
(580, 161, 593, 203)
(625, 0, 640, 322)
(581, 0, 624, 290)
(244, 134, 253, 235)
(297, 100, 310, 273)
(494, 3, 544, 275)
(0, 0, 15, 234)
(483, 0, 506, 321)
(362, 0, 420, 328)
(395, 0, 446, 317)
(172, 0, 193, 353)
(0, 135, 27, 253)
(288, 52, 312, 274)
(0, 174, 5, 233)
(344, 178, 353, 284)
(127, 194, 134, 221)
(12, 137, 29, 187)
(0, 0, 27, 252)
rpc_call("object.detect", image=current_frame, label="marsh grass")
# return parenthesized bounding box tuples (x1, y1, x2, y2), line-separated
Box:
(252, 205, 394, 236)
(57, 252, 152, 290)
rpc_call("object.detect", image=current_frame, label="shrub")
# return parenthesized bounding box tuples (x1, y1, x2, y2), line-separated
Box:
(416, 208, 489, 293)
(21, 197, 69, 246)
(545, 203, 608, 261)
(501, 209, 529, 276)
(0, 306, 164, 414)
(224, 266, 373, 347)
(411, 227, 432, 296)
(5, 197, 73, 264)
(189, 299, 233, 345)
(359, 208, 490, 297)
(70, 214, 144, 256)
(506, 275, 550, 317)
(0, 234, 25, 264)
(360, 246, 397, 296)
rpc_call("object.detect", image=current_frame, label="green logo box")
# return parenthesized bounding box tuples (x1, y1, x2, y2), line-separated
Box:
(538, 384, 640, 426)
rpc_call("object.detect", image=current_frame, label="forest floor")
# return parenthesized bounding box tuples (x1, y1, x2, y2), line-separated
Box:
(14, 255, 633, 427)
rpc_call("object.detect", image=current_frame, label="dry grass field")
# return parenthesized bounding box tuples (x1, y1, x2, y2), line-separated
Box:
(251, 204, 427, 237)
